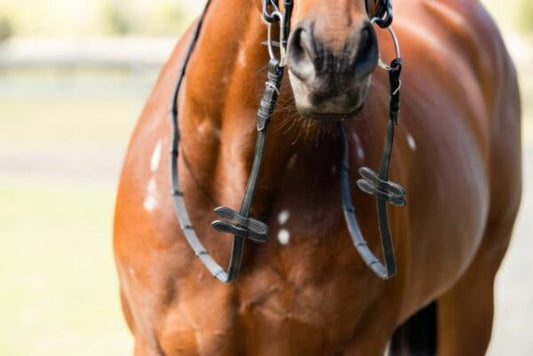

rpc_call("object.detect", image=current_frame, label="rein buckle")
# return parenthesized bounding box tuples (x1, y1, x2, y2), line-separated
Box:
(357, 167, 406, 207)
(212, 207, 269, 243)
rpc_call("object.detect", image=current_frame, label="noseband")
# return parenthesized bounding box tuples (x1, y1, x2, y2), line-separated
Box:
(169, 0, 405, 283)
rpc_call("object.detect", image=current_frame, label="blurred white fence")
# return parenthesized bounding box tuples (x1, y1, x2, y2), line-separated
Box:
(0, 37, 177, 69)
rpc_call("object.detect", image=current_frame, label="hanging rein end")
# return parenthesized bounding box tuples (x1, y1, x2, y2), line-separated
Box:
(210, 60, 284, 247)
(356, 56, 406, 207)
(346, 34, 405, 281)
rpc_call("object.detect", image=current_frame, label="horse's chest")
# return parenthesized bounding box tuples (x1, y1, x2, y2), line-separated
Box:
(229, 201, 380, 338)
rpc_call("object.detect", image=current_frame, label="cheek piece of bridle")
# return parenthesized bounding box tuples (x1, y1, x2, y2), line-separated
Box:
(170, 0, 405, 283)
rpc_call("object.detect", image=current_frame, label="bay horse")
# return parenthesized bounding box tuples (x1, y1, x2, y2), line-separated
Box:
(114, 0, 522, 354)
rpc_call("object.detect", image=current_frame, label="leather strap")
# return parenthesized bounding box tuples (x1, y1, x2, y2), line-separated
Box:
(340, 59, 405, 280)
(169, 0, 286, 282)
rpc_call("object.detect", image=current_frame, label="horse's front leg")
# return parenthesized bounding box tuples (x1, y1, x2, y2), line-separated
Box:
(435, 222, 514, 356)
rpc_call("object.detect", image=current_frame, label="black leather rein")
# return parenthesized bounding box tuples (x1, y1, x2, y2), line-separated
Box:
(169, 0, 405, 283)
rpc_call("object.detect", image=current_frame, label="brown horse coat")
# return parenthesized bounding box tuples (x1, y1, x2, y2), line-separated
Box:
(114, 0, 521, 354)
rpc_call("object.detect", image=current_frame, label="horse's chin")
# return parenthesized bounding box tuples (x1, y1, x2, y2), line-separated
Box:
(289, 71, 371, 121)
(297, 104, 365, 121)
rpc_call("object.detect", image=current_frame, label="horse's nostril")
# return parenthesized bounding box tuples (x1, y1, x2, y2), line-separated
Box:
(287, 20, 378, 117)
(289, 28, 305, 62)
(288, 21, 378, 82)
(354, 23, 379, 78)
(359, 25, 372, 53)
(287, 22, 317, 81)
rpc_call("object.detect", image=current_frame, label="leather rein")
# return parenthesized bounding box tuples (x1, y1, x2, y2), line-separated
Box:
(169, 0, 405, 283)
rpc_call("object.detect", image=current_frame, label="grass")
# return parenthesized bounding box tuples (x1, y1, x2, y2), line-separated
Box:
(0, 98, 135, 148)
(0, 68, 156, 149)
(0, 69, 146, 355)
(0, 177, 131, 356)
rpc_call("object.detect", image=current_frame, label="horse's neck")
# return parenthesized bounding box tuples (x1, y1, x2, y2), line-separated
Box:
(178, 1, 375, 210)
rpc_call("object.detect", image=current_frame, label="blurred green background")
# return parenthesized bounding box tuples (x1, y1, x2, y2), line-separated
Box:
(0, 1, 531, 355)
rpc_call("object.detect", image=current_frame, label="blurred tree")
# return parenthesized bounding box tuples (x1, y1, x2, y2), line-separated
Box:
(0, 16, 13, 41)
(101, 0, 135, 35)
(516, 0, 533, 32)
(99, 0, 191, 36)
(150, 3, 187, 35)
(0, 0, 203, 37)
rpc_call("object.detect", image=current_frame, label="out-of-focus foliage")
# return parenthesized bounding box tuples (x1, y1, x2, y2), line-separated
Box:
(0, 0, 529, 37)
(100, 0, 187, 35)
(0, 16, 13, 41)
(101, 0, 134, 35)
(516, 0, 533, 33)
(0, 0, 201, 37)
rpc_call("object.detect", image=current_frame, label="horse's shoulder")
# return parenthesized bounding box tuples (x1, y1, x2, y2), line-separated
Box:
(417, 0, 510, 71)
(398, 0, 517, 132)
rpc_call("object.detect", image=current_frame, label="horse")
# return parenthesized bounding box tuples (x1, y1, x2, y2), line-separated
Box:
(113, 0, 521, 354)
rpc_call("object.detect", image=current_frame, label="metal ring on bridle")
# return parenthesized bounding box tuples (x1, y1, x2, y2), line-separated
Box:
(371, 18, 401, 72)
(263, 0, 280, 23)
(266, 11, 282, 57)
(266, 10, 290, 67)
(266, 22, 277, 60)
(279, 14, 289, 67)
(372, 0, 393, 28)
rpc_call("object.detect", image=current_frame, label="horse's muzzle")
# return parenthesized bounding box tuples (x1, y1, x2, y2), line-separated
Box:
(287, 20, 378, 119)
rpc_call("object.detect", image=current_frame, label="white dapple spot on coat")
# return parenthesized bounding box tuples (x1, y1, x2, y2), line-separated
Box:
(407, 133, 417, 151)
(287, 153, 298, 169)
(150, 140, 162, 172)
(352, 132, 365, 160)
(277, 229, 290, 245)
(143, 178, 158, 211)
(278, 210, 290, 225)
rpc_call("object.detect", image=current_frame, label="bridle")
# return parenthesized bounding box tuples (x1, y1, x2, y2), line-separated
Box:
(169, 0, 405, 283)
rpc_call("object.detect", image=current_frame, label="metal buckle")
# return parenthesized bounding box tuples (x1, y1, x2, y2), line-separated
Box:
(264, 0, 292, 67)
(370, 18, 401, 72)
